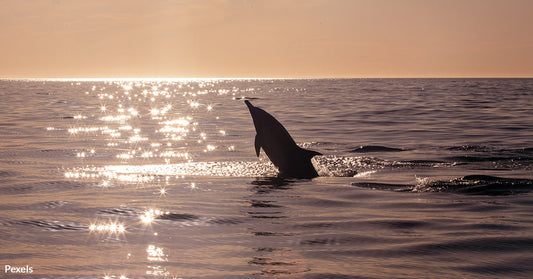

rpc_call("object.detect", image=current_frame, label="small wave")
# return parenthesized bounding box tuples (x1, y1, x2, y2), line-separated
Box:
(0, 185, 34, 195)
(250, 200, 282, 208)
(233, 96, 260, 101)
(446, 146, 533, 160)
(414, 175, 533, 195)
(0, 181, 87, 195)
(19, 201, 73, 210)
(350, 145, 405, 153)
(96, 206, 238, 228)
(305, 273, 378, 279)
(0, 170, 18, 178)
(157, 213, 198, 221)
(448, 155, 517, 163)
(447, 145, 491, 152)
(352, 182, 414, 192)
(97, 206, 236, 226)
(353, 175, 533, 196)
(457, 257, 533, 276)
(10, 220, 87, 231)
(41, 200, 72, 209)
(98, 206, 143, 217)
(0, 122, 16, 127)
(405, 236, 533, 255)
(156, 212, 243, 226)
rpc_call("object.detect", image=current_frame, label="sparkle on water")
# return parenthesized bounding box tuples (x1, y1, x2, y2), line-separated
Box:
(60, 79, 279, 184)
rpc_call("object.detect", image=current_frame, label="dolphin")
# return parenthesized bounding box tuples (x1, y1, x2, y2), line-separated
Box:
(245, 100, 322, 179)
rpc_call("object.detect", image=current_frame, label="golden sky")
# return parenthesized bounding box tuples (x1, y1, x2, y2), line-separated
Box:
(1, 0, 532, 78)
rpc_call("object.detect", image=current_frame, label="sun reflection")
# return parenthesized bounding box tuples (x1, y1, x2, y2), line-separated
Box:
(146, 244, 170, 276)
(128, 108, 138, 116)
(159, 151, 190, 159)
(64, 167, 156, 184)
(122, 84, 133, 91)
(146, 244, 167, 262)
(140, 208, 170, 225)
(100, 114, 131, 122)
(188, 100, 200, 108)
(60, 80, 269, 185)
(116, 153, 134, 160)
(158, 186, 168, 197)
(89, 222, 126, 233)
(102, 274, 130, 279)
(161, 118, 191, 126)
(204, 145, 216, 152)
(141, 151, 154, 158)
(64, 160, 277, 181)
(150, 108, 160, 116)
(89, 219, 126, 239)
(68, 126, 109, 134)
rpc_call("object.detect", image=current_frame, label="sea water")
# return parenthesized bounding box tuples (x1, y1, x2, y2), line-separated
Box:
(0, 78, 532, 278)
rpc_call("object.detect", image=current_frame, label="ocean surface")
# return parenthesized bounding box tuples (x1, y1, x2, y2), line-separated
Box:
(1, 78, 532, 279)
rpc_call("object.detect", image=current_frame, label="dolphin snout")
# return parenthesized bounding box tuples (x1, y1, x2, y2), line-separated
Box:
(244, 100, 254, 110)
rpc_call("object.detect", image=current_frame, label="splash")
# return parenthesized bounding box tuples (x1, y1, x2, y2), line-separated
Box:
(354, 175, 533, 196)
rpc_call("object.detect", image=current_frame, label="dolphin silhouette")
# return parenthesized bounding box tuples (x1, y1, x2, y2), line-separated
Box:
(245, 100, 322, 179)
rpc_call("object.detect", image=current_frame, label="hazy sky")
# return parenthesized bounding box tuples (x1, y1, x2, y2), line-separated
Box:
(1, 0, 532, 78)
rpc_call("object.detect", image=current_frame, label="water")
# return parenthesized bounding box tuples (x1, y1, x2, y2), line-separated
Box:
(1, 78, 532, 278)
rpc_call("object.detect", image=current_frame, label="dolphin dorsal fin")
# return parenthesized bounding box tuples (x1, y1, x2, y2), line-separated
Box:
(301, 148, 322, 159)
(254, 134, 262, 157)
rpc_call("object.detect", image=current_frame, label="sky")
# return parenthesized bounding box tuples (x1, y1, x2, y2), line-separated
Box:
(1, 0, 532, 78)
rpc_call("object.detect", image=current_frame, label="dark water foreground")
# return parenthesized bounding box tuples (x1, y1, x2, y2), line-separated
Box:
(0, 79, 532, 278)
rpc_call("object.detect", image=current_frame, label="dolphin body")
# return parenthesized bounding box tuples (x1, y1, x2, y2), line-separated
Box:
(245, 100, 322, 179)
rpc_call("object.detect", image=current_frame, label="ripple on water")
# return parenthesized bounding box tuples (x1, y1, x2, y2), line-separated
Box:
(352, 175, 533, 196)
(8, 220, 87, 231)
(0, 180, 89, 195)
(405, 236, 533, 255)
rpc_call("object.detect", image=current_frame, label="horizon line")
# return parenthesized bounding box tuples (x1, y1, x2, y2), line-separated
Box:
(1, 76, 533, 81)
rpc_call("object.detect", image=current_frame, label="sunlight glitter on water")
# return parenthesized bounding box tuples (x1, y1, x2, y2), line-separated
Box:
(58, 80, 232, 181)
(140, 208, 170, 225)
(146, 244, 168, 262)
(146, 244, 170, 276)
(63, 161, 277, 183)
(54, 79, 264, 179)
(88, 220, 127, 239)
(103, 275, 128, 279)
